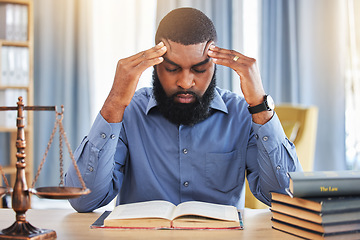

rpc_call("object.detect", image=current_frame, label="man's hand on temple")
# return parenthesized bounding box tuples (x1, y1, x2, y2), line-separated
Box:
(101, 42, 167, 123)
(208, 45, 273, 124)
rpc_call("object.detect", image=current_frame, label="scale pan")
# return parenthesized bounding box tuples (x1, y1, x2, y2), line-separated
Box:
(33, 186, 90, 199)
(0, 187, 11, 198)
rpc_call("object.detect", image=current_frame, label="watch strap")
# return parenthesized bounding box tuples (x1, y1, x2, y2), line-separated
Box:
(247, 95, 273, 114)
(247, 102, 267, 114)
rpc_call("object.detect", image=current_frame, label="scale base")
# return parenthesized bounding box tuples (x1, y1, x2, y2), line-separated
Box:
(0, 221, 56, 240)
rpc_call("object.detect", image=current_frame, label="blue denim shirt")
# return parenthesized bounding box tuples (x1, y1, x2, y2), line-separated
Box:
(65, 87, 302, 212)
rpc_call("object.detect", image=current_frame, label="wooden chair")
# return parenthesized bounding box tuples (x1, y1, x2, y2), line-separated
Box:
(245, 104, 318, 209)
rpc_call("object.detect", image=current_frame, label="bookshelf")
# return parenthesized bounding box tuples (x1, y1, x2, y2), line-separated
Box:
(0, 0, 33, 207)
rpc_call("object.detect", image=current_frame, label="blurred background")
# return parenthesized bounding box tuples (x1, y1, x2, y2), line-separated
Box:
(0, 0, 359, 192)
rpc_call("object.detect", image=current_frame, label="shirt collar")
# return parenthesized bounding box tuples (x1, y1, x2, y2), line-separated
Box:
(146, 88, 228, 115)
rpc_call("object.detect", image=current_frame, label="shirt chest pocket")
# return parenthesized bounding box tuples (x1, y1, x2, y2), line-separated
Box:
(205, 150, 242, 193)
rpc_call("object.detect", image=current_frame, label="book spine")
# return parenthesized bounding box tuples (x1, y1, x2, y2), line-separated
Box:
(0, 3, 28, 41)
(1, 46, 29, 87)
(290, 178, 360, 197)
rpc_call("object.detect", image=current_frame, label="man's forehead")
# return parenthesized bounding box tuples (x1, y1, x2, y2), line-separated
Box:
(162, 39, 213, 63)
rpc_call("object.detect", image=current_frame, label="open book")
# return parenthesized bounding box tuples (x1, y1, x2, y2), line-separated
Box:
(94, 200, 243, 229)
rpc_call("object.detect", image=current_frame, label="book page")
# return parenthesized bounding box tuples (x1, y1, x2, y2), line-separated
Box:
(172, 201, 239, 222)
(106, 200, 176, 221)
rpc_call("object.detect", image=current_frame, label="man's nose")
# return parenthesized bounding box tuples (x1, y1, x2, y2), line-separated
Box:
(176, 70, 195, 90)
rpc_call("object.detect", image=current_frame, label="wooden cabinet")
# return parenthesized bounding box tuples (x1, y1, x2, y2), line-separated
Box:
(0, 0, 33, 207)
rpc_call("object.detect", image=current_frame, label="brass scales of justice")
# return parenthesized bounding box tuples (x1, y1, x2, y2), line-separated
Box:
(0, 97, 90, 239)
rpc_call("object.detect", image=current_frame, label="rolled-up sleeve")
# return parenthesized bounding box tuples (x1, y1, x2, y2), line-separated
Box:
(65, 113, 126, 212)
(246, 113, 302, 205)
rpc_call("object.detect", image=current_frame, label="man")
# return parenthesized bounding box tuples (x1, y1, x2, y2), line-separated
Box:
(65, 8, 302, 212)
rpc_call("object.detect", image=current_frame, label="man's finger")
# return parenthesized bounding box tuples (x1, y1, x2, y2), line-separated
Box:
(136, 45, 166, 64)
(130, 42, 166, 66)
(135, 57, 164, 73)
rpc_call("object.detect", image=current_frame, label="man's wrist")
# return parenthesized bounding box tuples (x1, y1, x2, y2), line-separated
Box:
(252, 110, 274, 125)
(100, 104, 126, 123)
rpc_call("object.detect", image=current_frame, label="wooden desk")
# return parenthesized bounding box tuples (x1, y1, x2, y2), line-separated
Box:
(0, 208, 299, 239)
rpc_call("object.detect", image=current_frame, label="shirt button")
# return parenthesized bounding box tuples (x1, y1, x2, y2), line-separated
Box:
(110, 134, 115, 139)
(89, 166, 94, 172)
(183, 181, 189, 187)
(101, 133, 107, 139)
(276, 165, 281, 170)
(255, 134, 259, 140)
(263, 136, 269, 141)
(183, 148, 188, 154)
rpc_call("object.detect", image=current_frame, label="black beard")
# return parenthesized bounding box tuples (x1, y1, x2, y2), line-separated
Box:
(152, 68, 216, 126)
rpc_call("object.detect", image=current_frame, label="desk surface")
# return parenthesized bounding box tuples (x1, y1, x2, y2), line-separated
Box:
(0, 208, 299, 239)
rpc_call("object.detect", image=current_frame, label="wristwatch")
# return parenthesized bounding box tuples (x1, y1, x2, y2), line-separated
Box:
(247, 95, 275, 114)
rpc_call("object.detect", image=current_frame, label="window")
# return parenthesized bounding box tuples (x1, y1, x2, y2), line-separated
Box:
(91, 0, 157, 121)
(345, 0, 360, 169)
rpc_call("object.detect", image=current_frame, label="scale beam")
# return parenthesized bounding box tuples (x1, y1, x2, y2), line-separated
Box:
(0, 106, 57, 111)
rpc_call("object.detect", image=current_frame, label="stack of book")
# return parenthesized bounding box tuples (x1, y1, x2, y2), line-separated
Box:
(1, 46, 30, 86)
(271, 170, 360, 239)
(0, 2, 28, 41)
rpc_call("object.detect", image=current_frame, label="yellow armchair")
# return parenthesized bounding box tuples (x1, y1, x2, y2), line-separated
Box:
(245, 104, 318, 209)
(275, 104, 318, 171)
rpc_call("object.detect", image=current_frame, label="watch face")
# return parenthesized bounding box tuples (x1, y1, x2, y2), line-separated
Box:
(266, 95, 275, 110)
